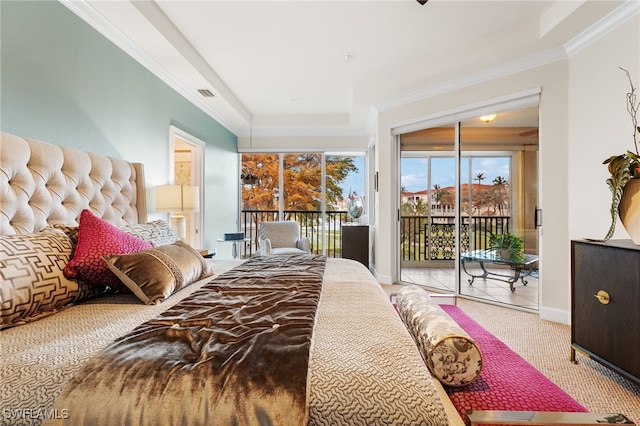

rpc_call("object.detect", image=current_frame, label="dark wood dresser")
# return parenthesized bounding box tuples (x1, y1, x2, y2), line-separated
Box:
(571, 239, 640, 385)
(341, 225, 369, 268)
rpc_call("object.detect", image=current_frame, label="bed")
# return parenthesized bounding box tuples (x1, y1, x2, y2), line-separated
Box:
(0, 132, 463, 425)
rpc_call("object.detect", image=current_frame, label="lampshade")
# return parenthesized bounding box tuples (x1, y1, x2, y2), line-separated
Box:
(155, 185, 200, 213)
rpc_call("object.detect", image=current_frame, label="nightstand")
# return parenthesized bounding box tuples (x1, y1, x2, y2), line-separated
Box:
(341, 225, 369, 267)
(198, 249, 216, 258)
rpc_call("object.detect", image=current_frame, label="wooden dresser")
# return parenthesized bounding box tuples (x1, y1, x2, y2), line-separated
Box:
(571, 239, 640, 385)
(341, 225, 369, 268)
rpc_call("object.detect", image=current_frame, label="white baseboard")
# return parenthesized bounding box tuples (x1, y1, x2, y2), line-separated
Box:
(373, 269, 393, 285)
(539, 306, 570, 325)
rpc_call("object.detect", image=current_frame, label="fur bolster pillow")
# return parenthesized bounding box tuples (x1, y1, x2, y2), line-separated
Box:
(396, 285, 482, 387)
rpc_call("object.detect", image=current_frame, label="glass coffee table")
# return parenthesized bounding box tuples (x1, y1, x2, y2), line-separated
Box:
(461, 249, 538, 292)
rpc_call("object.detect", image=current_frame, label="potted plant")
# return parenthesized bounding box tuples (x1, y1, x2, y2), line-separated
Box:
(489, 232, 524, 261)
(603, 67, 640, 243)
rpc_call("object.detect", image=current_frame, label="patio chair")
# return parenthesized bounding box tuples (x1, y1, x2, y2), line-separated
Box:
(257, 221, 311, 256)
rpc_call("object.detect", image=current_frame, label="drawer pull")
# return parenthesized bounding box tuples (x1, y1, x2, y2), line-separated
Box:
(594, 290, 611, 305)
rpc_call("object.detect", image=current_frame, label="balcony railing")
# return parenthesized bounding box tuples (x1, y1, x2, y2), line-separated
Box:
(401, 215, 510, 263)
(240, 210, 509, 262)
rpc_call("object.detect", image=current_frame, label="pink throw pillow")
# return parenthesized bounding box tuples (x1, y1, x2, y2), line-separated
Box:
(64, 210, 152, 291)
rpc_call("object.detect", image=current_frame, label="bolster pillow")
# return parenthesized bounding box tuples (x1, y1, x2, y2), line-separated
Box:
(396, 285, 482, 387)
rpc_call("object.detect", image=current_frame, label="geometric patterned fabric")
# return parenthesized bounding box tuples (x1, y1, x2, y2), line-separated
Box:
(118, 220, 178, 247)
(441, 304, 587, 418)
(307, 260, 449, 425)
(0, 228, 102, 329)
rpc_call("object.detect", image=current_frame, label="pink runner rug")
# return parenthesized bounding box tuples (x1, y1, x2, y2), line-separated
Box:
(440, 304, 587, 419)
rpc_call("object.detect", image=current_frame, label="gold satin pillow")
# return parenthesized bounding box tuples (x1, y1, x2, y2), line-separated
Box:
(104, 241, 215, 305)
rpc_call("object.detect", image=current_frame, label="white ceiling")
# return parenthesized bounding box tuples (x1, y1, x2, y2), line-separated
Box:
(66, 0, 631, 137)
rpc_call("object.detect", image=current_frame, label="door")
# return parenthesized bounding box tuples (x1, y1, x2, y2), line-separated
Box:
(400, 125, 456, 290)
(398, 106, 540, 311)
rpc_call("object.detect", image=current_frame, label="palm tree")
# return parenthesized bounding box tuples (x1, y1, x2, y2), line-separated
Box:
(491, 176, 509, 215)
(475, 172, 485, 185)
(493, 176, 507, 186)
(432, 184, 442, 213)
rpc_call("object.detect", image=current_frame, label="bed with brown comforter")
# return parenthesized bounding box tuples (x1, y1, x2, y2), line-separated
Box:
(0, 132, 461, 425)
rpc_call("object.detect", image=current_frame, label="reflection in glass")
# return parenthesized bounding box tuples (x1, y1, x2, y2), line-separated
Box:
(399, 107, 539, 311)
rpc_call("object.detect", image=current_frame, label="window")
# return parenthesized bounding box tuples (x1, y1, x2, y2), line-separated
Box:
(240, 152, 365, 257)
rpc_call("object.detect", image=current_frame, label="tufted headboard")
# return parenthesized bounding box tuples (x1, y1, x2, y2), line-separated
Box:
(0, 132, 147, 235)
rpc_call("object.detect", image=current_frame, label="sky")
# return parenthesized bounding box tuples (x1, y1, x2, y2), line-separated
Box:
(338, 156, 365, 198)
(335, 155, 510, 198)
(401, 156, 510, 192)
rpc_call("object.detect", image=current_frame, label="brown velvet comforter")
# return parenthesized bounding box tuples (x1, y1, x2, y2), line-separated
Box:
(47, 254, 326, 425)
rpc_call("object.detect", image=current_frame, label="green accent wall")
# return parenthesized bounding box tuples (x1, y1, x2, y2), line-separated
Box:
(1, 0, 239, 253)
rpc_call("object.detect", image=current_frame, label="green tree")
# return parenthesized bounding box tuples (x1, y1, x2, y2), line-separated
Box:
(326, 155, 358, 209)
(490, 176, 509, 215)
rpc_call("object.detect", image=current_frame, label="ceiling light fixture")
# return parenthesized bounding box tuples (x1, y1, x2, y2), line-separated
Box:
(479, 114, 498, 123)
(416, 0, 428, 5)
(240, 126, 260, 186)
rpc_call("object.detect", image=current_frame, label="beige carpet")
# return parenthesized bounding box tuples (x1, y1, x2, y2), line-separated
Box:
(382, 285, 640, 423)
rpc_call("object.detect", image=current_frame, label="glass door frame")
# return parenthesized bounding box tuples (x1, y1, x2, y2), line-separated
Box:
(392, 89, 541, 303)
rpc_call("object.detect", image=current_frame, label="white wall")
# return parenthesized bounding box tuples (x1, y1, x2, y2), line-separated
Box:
(1, 1, 240, 257)
(373, 13, 639, 324)
(568, 18, 640, 242)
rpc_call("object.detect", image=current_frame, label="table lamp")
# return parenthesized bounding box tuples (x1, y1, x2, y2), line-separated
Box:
(155, 184, 200, 240)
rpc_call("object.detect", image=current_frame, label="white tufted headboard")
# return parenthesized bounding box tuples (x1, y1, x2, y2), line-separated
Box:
(0, 132, 147, 235)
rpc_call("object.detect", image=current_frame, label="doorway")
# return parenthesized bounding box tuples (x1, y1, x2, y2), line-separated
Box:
(169, 126, 205, 249)
(398, 106, 540, 311)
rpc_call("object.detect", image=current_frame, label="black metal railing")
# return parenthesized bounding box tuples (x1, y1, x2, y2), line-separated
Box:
(400, 215, 510, 262)
(240, 210, 510, 262)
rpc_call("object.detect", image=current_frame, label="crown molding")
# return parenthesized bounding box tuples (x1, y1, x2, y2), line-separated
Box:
(59, 0, 638, 139)
(378, 1, 638, 114)
(564, 0, 640, 57)
(378, 47, 565, 113)
(59, 0, 242, 135)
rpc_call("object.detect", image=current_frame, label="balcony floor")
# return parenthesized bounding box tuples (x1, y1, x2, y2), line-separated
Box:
(401, 266, 539, 311)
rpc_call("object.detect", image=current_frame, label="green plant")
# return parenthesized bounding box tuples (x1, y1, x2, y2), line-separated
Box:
(603, 67, 640, 240)
(489, 232, 524, 260)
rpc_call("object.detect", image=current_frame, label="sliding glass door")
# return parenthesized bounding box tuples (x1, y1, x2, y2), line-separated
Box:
(400, 124, 456, 290)
(398, 106, 540, 311)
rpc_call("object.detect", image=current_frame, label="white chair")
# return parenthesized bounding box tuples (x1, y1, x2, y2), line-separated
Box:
(257, 221, 311, 256)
